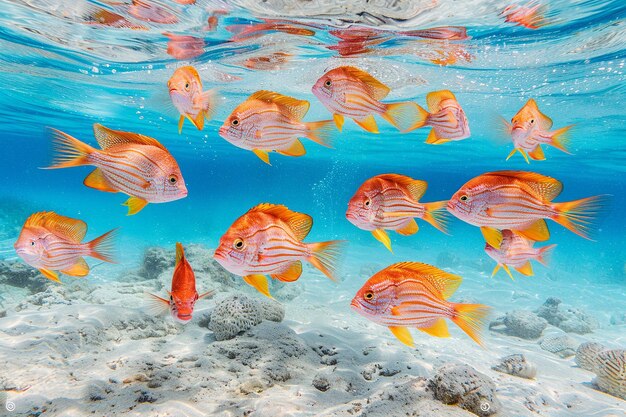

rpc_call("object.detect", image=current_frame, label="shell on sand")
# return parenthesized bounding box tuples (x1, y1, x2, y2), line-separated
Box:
(575, 342, 606, 372)
(492, 354, 537, 379)
(594, 349, 626, 400)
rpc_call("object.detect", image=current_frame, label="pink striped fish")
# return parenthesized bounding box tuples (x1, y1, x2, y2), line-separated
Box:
(47, 124, 187, 215)
(213, 203, 345, 298)
(346, 174, 449, 252)
(484, 229, 556, 279)
(417, 90, 470, 145)
(447, 171, 608, 249)
(312, 66, 426, 133)
(351, 262, 491, 347)
(218, 91, 336, 165)
(13, 212, 116, 283)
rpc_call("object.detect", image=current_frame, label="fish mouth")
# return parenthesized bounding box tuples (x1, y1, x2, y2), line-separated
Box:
(350, 298, 360, 310)
(446, 200, 456, 211)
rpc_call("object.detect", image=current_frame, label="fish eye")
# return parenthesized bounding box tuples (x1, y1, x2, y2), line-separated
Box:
(324, 79, 332, 87)
(364, 291, 374, 300)
(364, 198, 371, 208)
(184, 82, 190, 90)
(231, 118, 240, 126)
(233, 238, 245, 250)
(460, 195, 469, 201)
(170, 295, 173, 301)
(30, 241, 35, 246)
(168, 175, 178, 184)
(530, 119, 535, 124)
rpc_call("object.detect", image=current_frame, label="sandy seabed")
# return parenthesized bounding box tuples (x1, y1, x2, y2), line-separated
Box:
(0, 244, 625, 417)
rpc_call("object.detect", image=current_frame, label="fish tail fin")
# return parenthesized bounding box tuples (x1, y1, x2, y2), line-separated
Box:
(87, 228, 118, 263)
(553, 195, 610, 240)
(536, 244, 557, 266)
(382, 101, 428, 132)
(47, 128, 96, 169)
(422, 201, 450, 234)
(307, 240, 346, 282)
(550, 125, 573, 154)
(451, 302, 491, 347)
(304, 120, 336, 148)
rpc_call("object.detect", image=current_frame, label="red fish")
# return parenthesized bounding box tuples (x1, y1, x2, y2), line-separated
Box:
(147, 243, 214, 323)
(214, 204, 345, 298)
(412, 90, 470, 144)
(14, 212, 116, 283)
(502, 99, 572, 163)
(312, 66, 425, 133)
(484, 229, 556, 279)
(346, 174, 448, 252)
(351, 262, 491, 347)
(501, 2, 547, 29)
(447, 171, 608, 248)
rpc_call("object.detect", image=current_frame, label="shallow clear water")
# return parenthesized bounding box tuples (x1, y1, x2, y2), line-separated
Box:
(0, 0, 625, 416)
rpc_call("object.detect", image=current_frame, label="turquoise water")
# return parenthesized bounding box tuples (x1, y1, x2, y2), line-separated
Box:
(0, 0, 625, 415)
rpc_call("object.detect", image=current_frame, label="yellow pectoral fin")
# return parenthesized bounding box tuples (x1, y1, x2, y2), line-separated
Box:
(491, 264, 501, 278)
(388, 326, 414, 347)
(84, 168, 117, 192)
(333, 114, 344, 132)
(517, 219, 550, 242)
(371, 229, 392, 253)
(515, 261, 534, 276)
(481, 227, 503, 249)
(243, 274, 272, 298)
(520, 149, 530, 164)
(252, 149, 271, 165)
(396, 219, 419, 236)
(192, 111, 205, 131)
(123, 196, 149, 216)
(178, 115, 185, 134)
(271, 261, 302, 282)
(502, 264, 514, 280)
(353, 115, 379, 133)
(505, 148, 518, 161)
(60, 258, 89, 277)
(418, 318, 450, 338)
(39, 268, 61, 283)
(528, 145, 545, 160)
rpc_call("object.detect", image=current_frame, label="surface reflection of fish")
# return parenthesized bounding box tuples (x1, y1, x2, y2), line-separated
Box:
(402, 26, 470, 41)
(205, 10, 228, 31)
(128, 0, 178, 24)
(165, 33, 205, 60)
(242, 52, 292, 71)
(501, 2, 547, 29)
(84, 8, 147, 30)
(227, 18, 318, 42)
(484, 229, 556, 279)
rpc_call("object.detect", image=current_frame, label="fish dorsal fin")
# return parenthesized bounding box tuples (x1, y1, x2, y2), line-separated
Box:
(249, 90, 310, 121)
(249, 203, 312, 241)
(426, 90, 456, 112)
(93, 124, 167, 151)
(377, 174, 428, 201)
(525, 99, 553, 130)
(342, 66, 390, 100)
(175, 242, 185, 267)
(488, 170, 563, 201)
(26, 211, 87, 243)
(387, 262, 462, 299)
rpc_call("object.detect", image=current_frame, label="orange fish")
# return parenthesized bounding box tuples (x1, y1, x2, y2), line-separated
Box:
(412, 90, 470, 144)
(214, 204, 345, 298)
(447, 171, 608, 248)
(165, 33, 205, 60)
(351, 262, 491, 347)
(346, 174, 449, 252)
(219, 91, 335, 164)
(502, 99, 573, 163)
(501, 2, 547, 29)
(128, 0, 178, 24)
(13, 212, 116, 283)
(484, 229, 556, 279)
(312, 66, 425, 133)
(147, 243, 214, 323)
(168, 66, 217, 133)
(47, 124, 188, 215)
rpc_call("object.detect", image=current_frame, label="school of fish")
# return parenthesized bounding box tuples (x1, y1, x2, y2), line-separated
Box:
(13, 1, 610, 349)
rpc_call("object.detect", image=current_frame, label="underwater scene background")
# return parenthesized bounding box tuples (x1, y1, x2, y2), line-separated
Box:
(0, 1, 625, 416)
